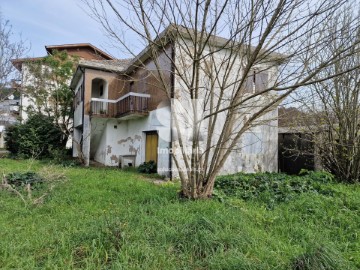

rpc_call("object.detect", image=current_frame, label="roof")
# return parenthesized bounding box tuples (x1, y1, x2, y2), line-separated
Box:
(11, 57, 45, 71)
(124, 24, 287, 74)
(70, 24, 287, 87)
(70, 59, 132, 89)
(78, 59, 132, 73)
(12, 43, 115, 71)
(45, 43, 114, 60)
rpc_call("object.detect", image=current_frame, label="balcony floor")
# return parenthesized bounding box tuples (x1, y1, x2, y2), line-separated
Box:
(117, 111, 149, 120)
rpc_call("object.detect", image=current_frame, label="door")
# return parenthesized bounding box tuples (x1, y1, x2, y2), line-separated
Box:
(145, 132, 158, 163)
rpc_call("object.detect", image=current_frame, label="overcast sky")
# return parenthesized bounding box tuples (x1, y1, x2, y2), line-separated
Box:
(1, 0, 123, 59)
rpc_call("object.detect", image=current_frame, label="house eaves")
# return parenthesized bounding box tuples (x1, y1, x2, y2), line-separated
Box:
(70, 59, 132, 89)
(11, 57, 45, 71)
(45, 43, 115, 60)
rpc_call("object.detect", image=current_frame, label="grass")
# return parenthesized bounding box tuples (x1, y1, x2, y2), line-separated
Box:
(0, 158, 359, 269)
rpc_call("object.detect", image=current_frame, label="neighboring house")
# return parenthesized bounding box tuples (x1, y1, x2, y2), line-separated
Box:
(278, 127, 316, 174)
(278, 107, 322, 174)
(11, 43, 115, 123)
(0, 87, 20, 148)
(71, 26, 280, 177)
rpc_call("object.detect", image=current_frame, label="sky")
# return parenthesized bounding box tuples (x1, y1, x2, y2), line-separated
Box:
(1, 0, 123, 59)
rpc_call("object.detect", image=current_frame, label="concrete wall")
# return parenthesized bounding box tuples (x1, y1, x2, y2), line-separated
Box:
(73, 74, 84, 128)
(89, 106, 171, 175)
(74, 47, 173, 174)
(73, 38, 279, 177)
(171, 38, 279, 176)
(0, 130, 4, 148)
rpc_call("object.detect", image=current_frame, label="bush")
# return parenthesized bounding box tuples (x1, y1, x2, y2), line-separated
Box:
(1, 166, 67, 206)
(299, 169, 335, 183)
(5, 114, 64, 158)
(214, 171, 335, 208)
(137, 161, 157, 174)
(6, 171, 44, 187)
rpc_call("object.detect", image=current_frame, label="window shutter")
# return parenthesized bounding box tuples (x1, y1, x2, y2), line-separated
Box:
(244, 72, 255, 93)
(255, 71, 268, 93)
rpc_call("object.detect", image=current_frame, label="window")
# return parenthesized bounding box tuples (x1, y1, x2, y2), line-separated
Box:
(99, 85, 104, 96)
(244, 70, 268, 93)
(75, 84, 83, 106)
(254, 71, 268, 93)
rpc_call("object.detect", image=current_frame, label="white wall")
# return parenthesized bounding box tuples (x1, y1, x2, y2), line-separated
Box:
(73, 75, 84, 128)
(89, 106, 171, 175)
(0, 129, 4, 149)
(171, 37, 279, 176)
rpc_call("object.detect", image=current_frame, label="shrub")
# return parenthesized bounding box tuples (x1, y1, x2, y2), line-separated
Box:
(6, 171, 44, 187)
(299, 169, 335, 183)
(137, 161, 157, 174)
(4, 113, 64, 158)
(1, 167, 67, 206)
(214, 171, 335, 208)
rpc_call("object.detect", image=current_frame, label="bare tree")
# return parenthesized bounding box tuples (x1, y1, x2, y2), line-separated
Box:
(0, 13, 27, 94)
(289, 5, 360, 183)
(83, 0, 360, 198)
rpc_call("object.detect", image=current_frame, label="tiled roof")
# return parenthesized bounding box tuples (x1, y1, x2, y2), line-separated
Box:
(78, 59, 133, 72)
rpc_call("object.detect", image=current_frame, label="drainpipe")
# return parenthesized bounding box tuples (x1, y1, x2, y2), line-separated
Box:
(80, 67, 85, 137)
(169, 43, 176, 180)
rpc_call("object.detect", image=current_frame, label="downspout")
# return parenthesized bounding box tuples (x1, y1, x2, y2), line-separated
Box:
(169, 43, 176, 180)
(80, 67, 85, 137)
(19, 67, 25, 124)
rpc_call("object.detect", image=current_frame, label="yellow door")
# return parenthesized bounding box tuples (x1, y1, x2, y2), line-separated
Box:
(145, 132, 158, 163)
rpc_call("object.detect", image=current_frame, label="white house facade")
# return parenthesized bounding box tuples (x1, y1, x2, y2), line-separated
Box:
(71, 27, 281, 178)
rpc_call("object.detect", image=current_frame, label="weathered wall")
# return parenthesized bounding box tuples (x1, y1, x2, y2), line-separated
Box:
(63, 48, 110, 60)
(83, 69, 127, 115)
(79, 47, 172, 175)
(90, 106, 171, 175)
(82, 115, 91, 166)
(0, 130, 4, 148)
(171, 38, 279, 176)
(73, 74, 84, 128)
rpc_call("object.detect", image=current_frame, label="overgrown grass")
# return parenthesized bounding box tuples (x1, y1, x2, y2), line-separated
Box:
(0, 158, 359, 269)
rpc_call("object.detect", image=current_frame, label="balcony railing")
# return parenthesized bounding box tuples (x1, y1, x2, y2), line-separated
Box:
(90, 92, 150, 119)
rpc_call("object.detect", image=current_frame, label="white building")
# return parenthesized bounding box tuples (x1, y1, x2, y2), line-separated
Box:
(12, 44, 115, 122)
(71, 26, 282, 178)
(11, 44, 116, 147)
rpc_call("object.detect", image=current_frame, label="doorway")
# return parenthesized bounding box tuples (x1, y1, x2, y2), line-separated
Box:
(145, 131, 158, 163)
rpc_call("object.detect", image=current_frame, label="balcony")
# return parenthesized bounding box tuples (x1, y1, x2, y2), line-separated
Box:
(90, 92, 150, 120)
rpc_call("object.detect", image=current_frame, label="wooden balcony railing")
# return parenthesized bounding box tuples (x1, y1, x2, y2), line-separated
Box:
(90, 92, 150, 118)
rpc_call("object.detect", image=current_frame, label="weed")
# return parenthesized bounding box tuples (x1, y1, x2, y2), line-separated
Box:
(214, 171, 336, 208)
(137, 161, 157, 174)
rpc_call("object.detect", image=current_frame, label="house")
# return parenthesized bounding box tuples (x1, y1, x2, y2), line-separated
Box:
(278, 107, 323, 174)
(11, 43, 115, 123)
(71, 26, 280, 177)
(0, 87, 20, 148)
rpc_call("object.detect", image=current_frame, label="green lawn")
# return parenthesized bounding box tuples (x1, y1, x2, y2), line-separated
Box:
(0, 158, 359, 269)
